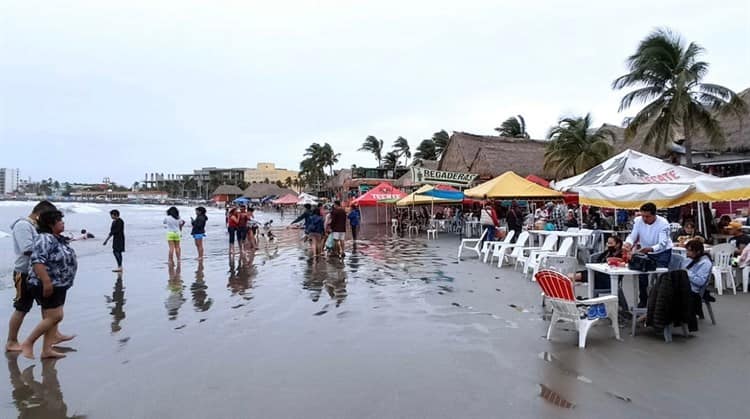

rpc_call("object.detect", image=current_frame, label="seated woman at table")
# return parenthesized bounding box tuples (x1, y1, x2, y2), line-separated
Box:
(564, 209, 579, 228)
(672, 221, 705, 245)
(682, 239, 713, 317)
(569, 236, 624, 288)
(717, 215, 732, 234)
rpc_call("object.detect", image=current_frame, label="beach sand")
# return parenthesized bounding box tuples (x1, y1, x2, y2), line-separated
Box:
(0, 204, 749, 418)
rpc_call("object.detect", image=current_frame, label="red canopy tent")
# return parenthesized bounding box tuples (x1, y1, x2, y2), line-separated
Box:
(352, 182, 406, 206)
(272, 193, 300, 205)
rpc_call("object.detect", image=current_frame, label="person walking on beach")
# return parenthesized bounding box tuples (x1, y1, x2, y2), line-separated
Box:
(6, 200, 60, 352)
(329, 200, 347, 259)
(479, 202, 499, 245)
(103, 209, 125, 272)
(623, 202, 672, 308)
(506, 201, 523, 243)
(191, 206, 207, 259)
(307, 207, 325, 258)
(348, 203, 361, 244)
(237, 206, 249, 253)
(227, 207, 239, 255)
(20, 210, 78, 359)
(246, 207, 258, 251)
(164, 207, 185, 265)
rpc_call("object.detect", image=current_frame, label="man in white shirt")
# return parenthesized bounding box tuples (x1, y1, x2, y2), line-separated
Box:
(623, 202, 672, 308)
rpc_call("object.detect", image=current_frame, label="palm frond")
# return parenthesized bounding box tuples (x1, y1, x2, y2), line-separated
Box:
(618, 86, 666, 112)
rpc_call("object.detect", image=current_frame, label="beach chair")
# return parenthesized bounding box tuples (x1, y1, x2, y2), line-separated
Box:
(526, 237, 575, 279)
(742, 266, 749, 293)
(535, 270, 620, 348)
(481, 230, 515, 263)
(457, 229, 488, 260)
(494, 231, 530, 268)
(711, 243, 736, 295)
(515, 234, 558, 271)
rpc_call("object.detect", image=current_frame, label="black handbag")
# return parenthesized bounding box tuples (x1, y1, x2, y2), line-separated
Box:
(628, 253, 657, 272)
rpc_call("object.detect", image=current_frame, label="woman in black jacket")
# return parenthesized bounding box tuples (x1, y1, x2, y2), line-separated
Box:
(191, 207, 208, 259)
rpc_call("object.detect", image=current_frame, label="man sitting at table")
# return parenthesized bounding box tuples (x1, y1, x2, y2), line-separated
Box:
(623, 202, 672, 308)
(672, 220, 705, 245)
(727, 221, 750, 256)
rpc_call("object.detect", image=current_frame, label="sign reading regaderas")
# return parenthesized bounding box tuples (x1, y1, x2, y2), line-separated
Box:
(412, 167, 478, 187)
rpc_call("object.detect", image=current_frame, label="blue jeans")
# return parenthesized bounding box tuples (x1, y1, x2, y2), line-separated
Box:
(482, 225, 495, 245)
(638, 251, 671, 307)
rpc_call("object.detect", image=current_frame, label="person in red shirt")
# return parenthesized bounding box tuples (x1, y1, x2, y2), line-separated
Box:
(227, 207, 240, 255)
(236, 207, 249, 253)
(479, 202, 499, 244)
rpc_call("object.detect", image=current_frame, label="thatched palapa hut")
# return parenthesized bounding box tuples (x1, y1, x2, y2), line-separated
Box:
(212, 185, 244, 204)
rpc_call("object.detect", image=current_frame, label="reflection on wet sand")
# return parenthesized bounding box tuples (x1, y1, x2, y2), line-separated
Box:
(165, 264, 185, 320)
(302, 259, 348, 306)
(227, 254, 256, 299)
(190, 260, 212, 312)
(107, 273, 126, 333)
(5, 353, 86, 418)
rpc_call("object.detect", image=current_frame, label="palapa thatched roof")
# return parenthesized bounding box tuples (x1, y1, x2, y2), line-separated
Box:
(212, 185, 244, 196)
(242, 183, 297, 199)
(438, 132, 550, 179)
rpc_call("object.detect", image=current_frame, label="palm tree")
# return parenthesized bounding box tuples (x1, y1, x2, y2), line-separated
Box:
(544, 114, 616, 179)
(359, 136, 384, 166)
(495, 115, 529, 138)
(319, 143, 340, 176)
(414, 139, 438, 161)
(383, 151, 399, 170)
(392, 136, 411, 166)
(432, 130, 450, 157)
(613, 28, 746, 166)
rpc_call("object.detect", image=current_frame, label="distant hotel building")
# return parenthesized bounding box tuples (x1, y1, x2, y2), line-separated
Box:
(244, 163, 298, 184)
(0, 168, 19, 195)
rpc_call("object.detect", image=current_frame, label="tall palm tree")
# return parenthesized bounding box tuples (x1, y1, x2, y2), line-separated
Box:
(495, 115, 529, 138)
(359, 136, 384, 166)
(544, 114, 615, 179)
(414, 139, 438, 161)
(392, 136, 411, 166)
(382, 151, 399, 170)
(613, 28, 746, 166)
(319, 142, 340, 176)
(432, 130, 450, 157)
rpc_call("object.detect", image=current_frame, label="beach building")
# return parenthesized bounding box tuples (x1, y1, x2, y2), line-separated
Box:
(212, 185, 244, 205)
(244, 163, 298, 184)
(0, 168, 19, 195)
(242, 183, 297, 199)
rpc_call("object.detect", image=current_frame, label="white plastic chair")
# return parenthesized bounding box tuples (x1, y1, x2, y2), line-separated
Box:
(426, 229, 437, 240)
(482, 230, 515, 263)
(493, 231, 529, 268)
(711, 243, 736, 295)
(526, 237, 575, 278)
(390, 219, 398, 235)
(535, 270, 620, 348)
(742, 266, 749, 293)
(515, 234, 558, 271)
(457, 229, 488, 260)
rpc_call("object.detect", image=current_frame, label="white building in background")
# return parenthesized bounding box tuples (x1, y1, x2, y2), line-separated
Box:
(0, 168, 20, 195)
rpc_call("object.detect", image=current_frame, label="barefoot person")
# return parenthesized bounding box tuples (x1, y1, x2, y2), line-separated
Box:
(163, 207, 185, 265)
(190, 206, 207, 259)
(103, 209, 125, 272)
(329, 200, 347, 259)
(6, 200, 58, 352)
(20, 210, 78, 359)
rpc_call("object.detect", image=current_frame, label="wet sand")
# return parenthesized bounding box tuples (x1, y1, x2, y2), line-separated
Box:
(1, 222, 749, 418)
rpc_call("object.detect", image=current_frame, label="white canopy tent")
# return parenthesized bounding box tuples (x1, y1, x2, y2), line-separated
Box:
(297, 192, 319, 206)
(552, 149, 750, 234)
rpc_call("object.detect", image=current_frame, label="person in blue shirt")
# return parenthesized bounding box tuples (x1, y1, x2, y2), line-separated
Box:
(682, 238, 713, 321)
(306, 207, 325, 258)
(348, 203, 361, 243)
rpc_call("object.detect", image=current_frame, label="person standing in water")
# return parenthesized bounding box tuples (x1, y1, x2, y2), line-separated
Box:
(348, 203, 361, 244)
(103, 209, 125, 272)
(163, 207, 185, 265)
(190, 206, 207, 259)
(6, 200, 62, 353)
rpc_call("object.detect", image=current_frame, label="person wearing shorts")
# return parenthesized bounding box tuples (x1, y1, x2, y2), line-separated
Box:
(191, 206, 208, 259)
(306, 207, 325, 257)
(163, 206, 185, 265)
(20, 210, 78, 359)
(227, 207, 239, 254)
(6, 200, 59, 353)
(329, 200, 348, 259)
(237, 206, 249, 252)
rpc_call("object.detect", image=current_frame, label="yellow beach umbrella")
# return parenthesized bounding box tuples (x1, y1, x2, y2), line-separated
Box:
(464, 171, 563, 199)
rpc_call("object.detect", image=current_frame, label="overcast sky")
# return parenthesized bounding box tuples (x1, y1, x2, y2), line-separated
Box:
(1, 0, 749, 185)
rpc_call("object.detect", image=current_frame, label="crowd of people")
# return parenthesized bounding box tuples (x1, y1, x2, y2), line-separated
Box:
(288, 200, 361, 259)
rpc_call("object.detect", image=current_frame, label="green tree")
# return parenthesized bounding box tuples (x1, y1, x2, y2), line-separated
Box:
(392, 136, 411, 166)
(383, 151, 399, 170)
(319, 143, 340, 176)
(544, 114, 615, 179)
(613, 28, 746, 166)
(495, 115, 529, 138)
(359, 136, 384, 167)
(413, 139, 438, 161)
(284, 176, 293, 188)
(432, 130, 450, 157)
